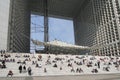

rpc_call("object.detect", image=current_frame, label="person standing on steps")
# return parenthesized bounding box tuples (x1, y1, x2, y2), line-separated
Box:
(19, 65, 22, 73)
(27, 66, 32, 76)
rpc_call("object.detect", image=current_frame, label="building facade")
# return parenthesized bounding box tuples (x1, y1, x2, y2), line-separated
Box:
(0, 0, 30, 52)
(8, 0, 30, 52)
(0, 0, 120, 55)
(74, 0, 120, 56)
(0, 0, 10, 51)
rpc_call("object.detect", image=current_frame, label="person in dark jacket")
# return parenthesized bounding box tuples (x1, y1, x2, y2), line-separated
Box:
(19, 65, 22, 73)
(27, 66, 32, 75)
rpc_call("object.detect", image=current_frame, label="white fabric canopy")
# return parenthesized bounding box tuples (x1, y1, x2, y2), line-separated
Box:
(31, 39, 44, 46)
(32, 39, 89, 50)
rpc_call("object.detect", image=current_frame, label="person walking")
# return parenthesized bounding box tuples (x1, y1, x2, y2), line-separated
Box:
(19, 65, 22, 73)
(27, 66, 32, 75)
(97, 61, 100, 68)
(23, 65, 26, 71)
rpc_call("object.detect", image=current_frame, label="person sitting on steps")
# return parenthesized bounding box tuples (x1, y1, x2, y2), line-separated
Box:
(7, 70, 13, 77)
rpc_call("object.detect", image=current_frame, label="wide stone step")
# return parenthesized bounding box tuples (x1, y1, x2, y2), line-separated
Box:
(0, 77, 33, 80)
(0, 75, 120, 80)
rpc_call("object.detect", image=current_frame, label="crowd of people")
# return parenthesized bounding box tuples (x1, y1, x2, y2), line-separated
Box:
(0, 52, 120, 77)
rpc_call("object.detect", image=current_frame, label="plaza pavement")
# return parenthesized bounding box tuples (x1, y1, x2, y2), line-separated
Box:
(0, 73, 120, 80)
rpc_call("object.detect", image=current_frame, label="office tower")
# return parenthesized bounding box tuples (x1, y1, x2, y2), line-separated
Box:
(0, 0, 120, 55)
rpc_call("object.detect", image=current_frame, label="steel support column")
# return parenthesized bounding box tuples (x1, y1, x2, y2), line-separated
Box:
(44, 0, 49, 42)
(44, 0, 49, 52)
